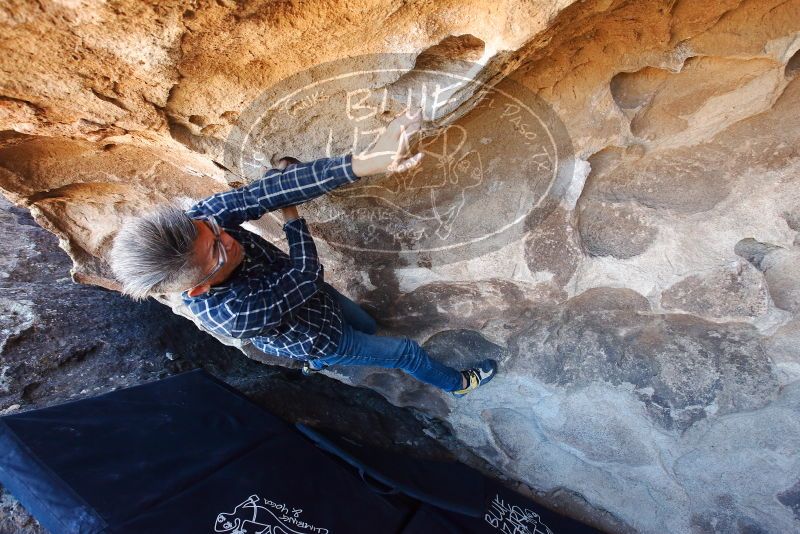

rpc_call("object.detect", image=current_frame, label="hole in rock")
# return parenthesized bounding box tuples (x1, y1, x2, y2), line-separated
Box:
(786, 48, 800, 77)
(609, 66, 671, 110)
(413, 34, 486, 73)
(188, 114, 207, 127)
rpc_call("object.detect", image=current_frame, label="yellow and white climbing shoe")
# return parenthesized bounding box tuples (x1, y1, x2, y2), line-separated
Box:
(451, 359, 498, 397)
(301, 359, 325, 376)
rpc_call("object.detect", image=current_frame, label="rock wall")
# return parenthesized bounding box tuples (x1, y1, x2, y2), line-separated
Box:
(2, 1, 800, 532)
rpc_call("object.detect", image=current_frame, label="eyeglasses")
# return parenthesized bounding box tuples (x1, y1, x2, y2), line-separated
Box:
(191, 216, 227, 290)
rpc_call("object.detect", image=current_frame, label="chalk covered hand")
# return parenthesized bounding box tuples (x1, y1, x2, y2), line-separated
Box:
(351, 108, 425, 177)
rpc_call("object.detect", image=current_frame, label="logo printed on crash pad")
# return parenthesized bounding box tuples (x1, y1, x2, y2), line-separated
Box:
(214, 494, 329, 534)
(485, 493, 554, 534)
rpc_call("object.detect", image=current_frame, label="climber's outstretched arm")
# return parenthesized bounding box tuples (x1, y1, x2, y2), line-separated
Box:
(186, 154, 358, 227)
(186, 107, 424, 227)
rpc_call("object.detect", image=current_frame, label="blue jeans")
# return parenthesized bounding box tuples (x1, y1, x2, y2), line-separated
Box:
(312, 282, 464, 392)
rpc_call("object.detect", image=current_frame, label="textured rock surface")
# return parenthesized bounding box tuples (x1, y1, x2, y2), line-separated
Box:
(2, 0, 800, 532)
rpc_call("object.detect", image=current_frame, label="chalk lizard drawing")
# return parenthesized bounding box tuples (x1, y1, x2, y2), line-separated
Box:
(214, 494, 328, 534)
(340, 124, 484, 240)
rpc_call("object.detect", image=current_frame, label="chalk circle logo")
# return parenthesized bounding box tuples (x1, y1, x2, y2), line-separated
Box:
(222, 53, 574, 266)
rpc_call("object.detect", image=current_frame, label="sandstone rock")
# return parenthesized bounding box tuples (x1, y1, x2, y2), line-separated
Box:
(508, 288, 779, 431)
(766, 318, 800, 385)
(674, 381, 800, 534)
(611, 56, 783, 146)
(785, 208, 800, 246)
(523, 205, 582, 286)
(577, 199, 657, 259)
(661, 261, 769, 320)
(376, 277, 561, 348)
(784, 208, 800, 232)
(779, 480, 800, 522)
(580, 144, 735, 214)
(736, 238, 800, 313)
(768, 317, 800, 361)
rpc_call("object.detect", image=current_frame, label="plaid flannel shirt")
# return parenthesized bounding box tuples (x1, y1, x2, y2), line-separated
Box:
(181, 153, 359, 361)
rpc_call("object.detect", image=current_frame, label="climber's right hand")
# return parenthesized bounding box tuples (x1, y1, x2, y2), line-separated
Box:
(351, 107, 425, 177)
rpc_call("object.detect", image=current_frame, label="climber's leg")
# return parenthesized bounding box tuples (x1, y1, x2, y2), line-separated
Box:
(314, 323, 464, 392)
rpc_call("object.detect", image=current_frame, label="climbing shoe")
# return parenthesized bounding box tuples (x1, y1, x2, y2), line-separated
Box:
(301, 360, 323, 376)
(451, 359, 497, 397)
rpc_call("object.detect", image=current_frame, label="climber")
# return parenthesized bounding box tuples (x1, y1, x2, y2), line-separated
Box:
(108, 108, 497, 397)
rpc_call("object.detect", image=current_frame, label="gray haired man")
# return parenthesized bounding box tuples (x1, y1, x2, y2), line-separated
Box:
(110, 110, 497, 397)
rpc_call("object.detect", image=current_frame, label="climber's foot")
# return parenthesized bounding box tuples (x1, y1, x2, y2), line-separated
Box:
(301, 360, 324, 376)
(451, 359, 497, 397)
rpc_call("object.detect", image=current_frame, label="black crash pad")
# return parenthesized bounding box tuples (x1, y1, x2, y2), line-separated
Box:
(0, 370, 408, 533)
(0, 369, 599, 534)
